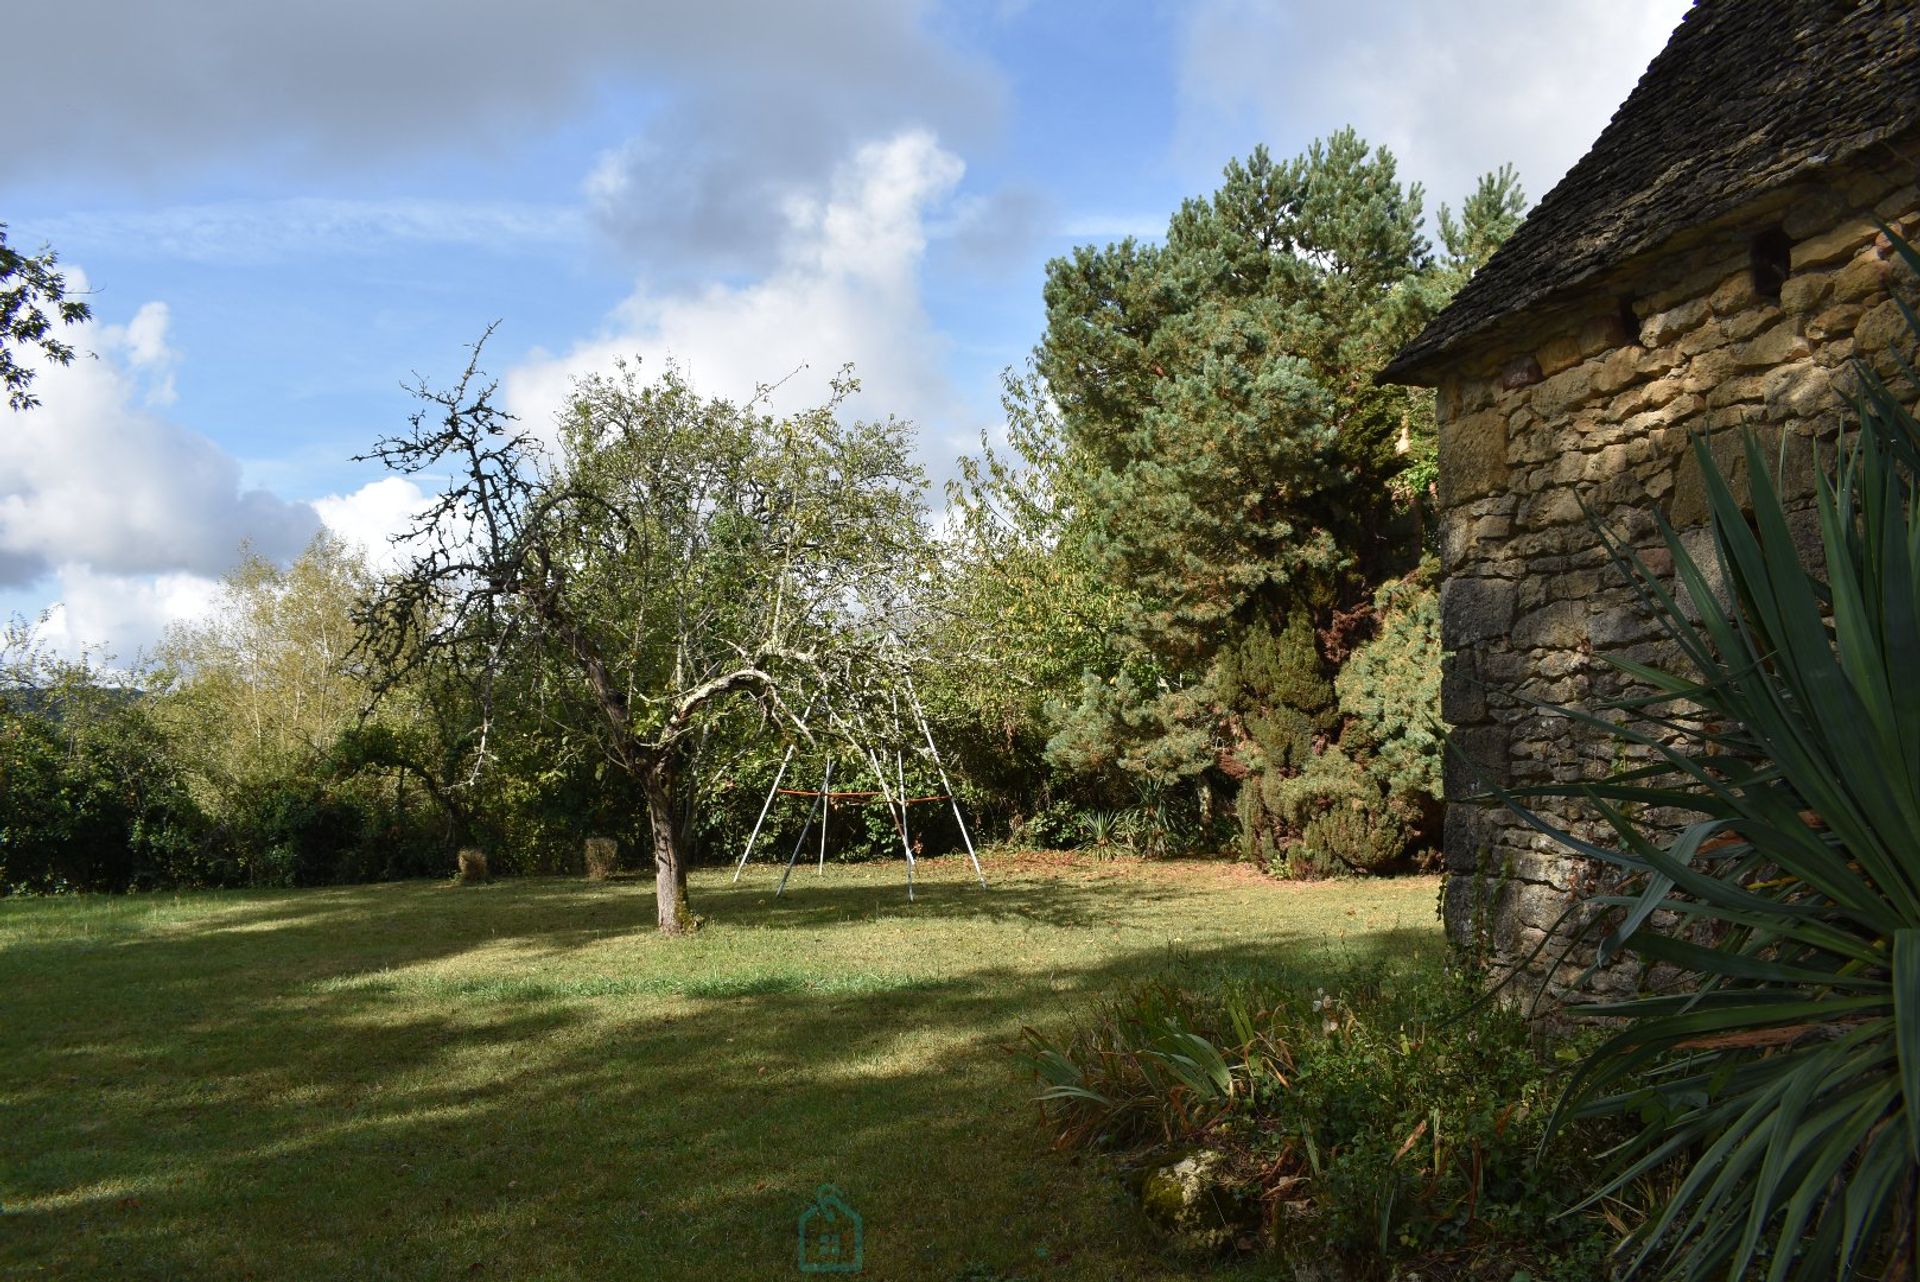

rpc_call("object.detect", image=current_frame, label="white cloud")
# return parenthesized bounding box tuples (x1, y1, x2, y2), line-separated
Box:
(1175, 0, 1690, 222)
(508, 130, 972, 468)
(117, 302, 174, 368)
(313, 477, 432, 573)
(101, 301, 179, 405)
(0, 287, 320, 597)
(31, 566, 225, 664)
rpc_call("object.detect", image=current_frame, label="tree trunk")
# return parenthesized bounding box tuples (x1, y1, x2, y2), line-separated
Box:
(645, 761, 694, 934)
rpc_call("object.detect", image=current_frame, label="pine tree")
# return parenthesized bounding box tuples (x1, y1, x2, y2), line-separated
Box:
(1039, 130, 1441, 665)
(1035, 130, 1518, 865)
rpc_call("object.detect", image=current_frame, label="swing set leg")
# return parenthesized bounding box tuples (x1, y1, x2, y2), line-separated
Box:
(775, 789, 825, 898)
(732, 745, 795, 884)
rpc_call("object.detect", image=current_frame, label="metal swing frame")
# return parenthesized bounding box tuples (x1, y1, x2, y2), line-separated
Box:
(729, 674, 984, 900)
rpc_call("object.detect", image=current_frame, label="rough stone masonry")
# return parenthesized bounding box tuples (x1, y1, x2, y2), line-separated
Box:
(1429, 156, 1919, 1000)
(1377, 0, 1920, 1003)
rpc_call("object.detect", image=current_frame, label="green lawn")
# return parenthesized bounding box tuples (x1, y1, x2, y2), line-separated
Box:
(1, 854, 1441, 1281)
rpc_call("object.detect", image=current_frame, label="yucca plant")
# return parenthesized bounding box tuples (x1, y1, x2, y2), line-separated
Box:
(1503, 233, 1920, 1280)
(1083, 807, 1122, 858)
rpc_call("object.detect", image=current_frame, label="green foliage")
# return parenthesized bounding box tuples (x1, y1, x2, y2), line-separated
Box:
(0, 223, 92, 412)
(1218, 614, 1336, 774)
(0, 632, 208, 892)
(156, 535, 454, 886)
(1044, 669, 1219, 786)
(547, 362, 930, 750)
(1337, 564, 1447, 803)
(1019, 959, 1624, 1276)
(1291, 758, 1407, 876)
(1436, 164, 1527, 282)
(1016, 132, 1518, 867)
(940, 365, 1140, 746)
(362, 350, 934, 928)
(1241, 749, 1403, 877)
(1009, 798, 1090, 851)
(1225, 616, 1347, 874)
(930, 365, 1189, 840)
(1039, 131, 1448, 664)
(1513, 234, 1920, 1279)
(1229, 570, 1446, 878)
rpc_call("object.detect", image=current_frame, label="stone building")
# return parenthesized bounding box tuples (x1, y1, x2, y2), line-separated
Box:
(1381, 0, 1920, 997)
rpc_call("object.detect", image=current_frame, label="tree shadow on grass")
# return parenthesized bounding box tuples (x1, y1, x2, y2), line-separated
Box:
(0, 872, 1440, 1281)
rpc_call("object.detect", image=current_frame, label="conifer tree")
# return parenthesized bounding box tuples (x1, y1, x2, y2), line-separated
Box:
(1035, 130, 1519, 858)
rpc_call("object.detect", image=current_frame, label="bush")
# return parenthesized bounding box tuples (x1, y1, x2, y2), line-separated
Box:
(1337, 563, 1446, 805)
(1296, 785, 1406, 875)
(1018, 959, 1628, 1276)
(240, 781, 373, 887)
(0, 687, 210, 893)
(1229, 588, 1444, 878)
(1219, 615, 1337, 774)
(1278, 750, 1407, 876)
(1240, 748, 1413, 877)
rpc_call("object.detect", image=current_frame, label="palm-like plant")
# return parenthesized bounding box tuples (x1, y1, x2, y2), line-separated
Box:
(1506, 234, 1920, 1280)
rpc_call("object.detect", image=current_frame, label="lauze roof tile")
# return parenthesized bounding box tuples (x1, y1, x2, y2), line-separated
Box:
(1381, 0, 1920, 385)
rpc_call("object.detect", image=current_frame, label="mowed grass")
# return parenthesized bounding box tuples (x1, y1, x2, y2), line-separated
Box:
(0, 853, 1442, 1281)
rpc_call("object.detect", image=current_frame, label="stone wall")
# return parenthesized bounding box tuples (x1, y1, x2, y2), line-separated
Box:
(1431, 147, 1920, 1001)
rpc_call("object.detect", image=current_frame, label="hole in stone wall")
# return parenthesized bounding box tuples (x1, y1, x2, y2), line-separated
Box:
(1617, 296, 1643, 347)
(1750, 228, 1793, 303)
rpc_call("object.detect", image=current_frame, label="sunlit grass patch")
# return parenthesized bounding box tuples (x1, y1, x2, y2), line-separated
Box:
(1, 854, 1440, 1281)
(314, 969, 951, 1001)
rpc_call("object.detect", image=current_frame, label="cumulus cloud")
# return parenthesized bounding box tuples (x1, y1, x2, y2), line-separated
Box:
(0, 293, 321, 591)
(508, 130, 974, 469)
(100, 302, 179, 405)
(29, 567, 226, 664)
(313, 477, 433, 574)
(1175, 0, 1690, 223)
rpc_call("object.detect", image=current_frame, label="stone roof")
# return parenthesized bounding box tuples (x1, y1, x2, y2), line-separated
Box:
(1382, 0, 1920, 384)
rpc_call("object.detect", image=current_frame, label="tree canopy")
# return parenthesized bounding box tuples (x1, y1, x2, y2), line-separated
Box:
(360, 341, 930, 932)
(938, 131, 1522, 863)
(1038, 130, 1511, 658)
(1, 224, 91, 412)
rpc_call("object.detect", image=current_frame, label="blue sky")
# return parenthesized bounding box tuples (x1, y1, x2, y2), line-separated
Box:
(0, 0, 1687, 658)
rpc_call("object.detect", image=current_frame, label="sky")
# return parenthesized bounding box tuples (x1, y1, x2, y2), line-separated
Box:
(0, 0, 1689, 660)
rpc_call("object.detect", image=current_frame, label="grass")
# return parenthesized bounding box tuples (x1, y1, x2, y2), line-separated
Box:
(0, 852, 1442, 1281)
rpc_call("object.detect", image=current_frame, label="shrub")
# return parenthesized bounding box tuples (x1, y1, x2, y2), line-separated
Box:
(1219, 615, 1337, 774)
(1279, 750, 1406, 876)
(1297, 785, 1406, 875)
(1240, 748, 1412, 877)
(1018, 959, 1626, 1276)
(241, 781, 370, 886)
(1227, 616, 1339, 869)
(1231, 588, 1444, 877)
(1337, 563, 1446, 805)
(0, 685, 210, 893)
